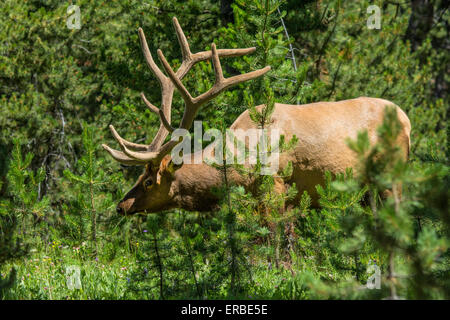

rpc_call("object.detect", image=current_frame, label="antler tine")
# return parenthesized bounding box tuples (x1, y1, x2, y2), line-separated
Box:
(197, 43, 271, 107)
(141, 92, 174, 133)
(158, 49, 194, 107)
(158, 43, 271, 131)
(109, 124, 159, 161)
(192, 47, 257, 61)
(138, 27, 168, 87)
(211, 43, 225, 83)
(108, 122, 178, 163)
(117, 137, 179, 164)
(172, 17, 192, 62)
(197, 64, 271, 107)
(108, 125, 149, 151)
(102, 130, 150, 164)
(173, 17, 259, 80)
(102, 124, 162, 165)
(107, 125, 148, 151)
(102, 144, 147, 165)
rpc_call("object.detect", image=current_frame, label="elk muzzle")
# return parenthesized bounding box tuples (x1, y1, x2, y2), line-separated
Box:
(116, 198, 136, 215)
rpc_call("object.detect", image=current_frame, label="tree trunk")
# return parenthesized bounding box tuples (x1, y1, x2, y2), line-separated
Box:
(220, 0, 234, 25)
(404, 0, 434, 51)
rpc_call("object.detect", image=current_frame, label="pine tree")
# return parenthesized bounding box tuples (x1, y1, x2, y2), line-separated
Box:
(63, 125, 121, 256)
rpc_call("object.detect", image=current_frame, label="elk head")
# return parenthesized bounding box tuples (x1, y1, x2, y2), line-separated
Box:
(102, 17, 270, 214)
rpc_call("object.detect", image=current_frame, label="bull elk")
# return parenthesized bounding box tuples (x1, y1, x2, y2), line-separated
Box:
(102, 17, 411, 214)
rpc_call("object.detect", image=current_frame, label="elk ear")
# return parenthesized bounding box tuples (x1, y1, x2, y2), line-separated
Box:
(157, 155, 181, 184)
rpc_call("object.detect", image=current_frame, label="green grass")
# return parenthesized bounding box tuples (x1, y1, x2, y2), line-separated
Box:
(0, 237, 382, 300)
(1, 241, 136, 299)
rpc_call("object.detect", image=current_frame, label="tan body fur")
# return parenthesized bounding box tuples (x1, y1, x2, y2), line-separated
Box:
(119, 97, 411, 213)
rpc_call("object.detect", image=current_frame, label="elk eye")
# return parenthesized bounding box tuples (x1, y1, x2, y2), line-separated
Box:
(144, 179, 153, 188)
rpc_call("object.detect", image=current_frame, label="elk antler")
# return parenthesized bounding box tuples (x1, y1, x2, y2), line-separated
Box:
(102, 17, 270, 166)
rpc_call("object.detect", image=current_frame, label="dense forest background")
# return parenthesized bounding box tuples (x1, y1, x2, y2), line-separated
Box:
(0, 0, 448, 299)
